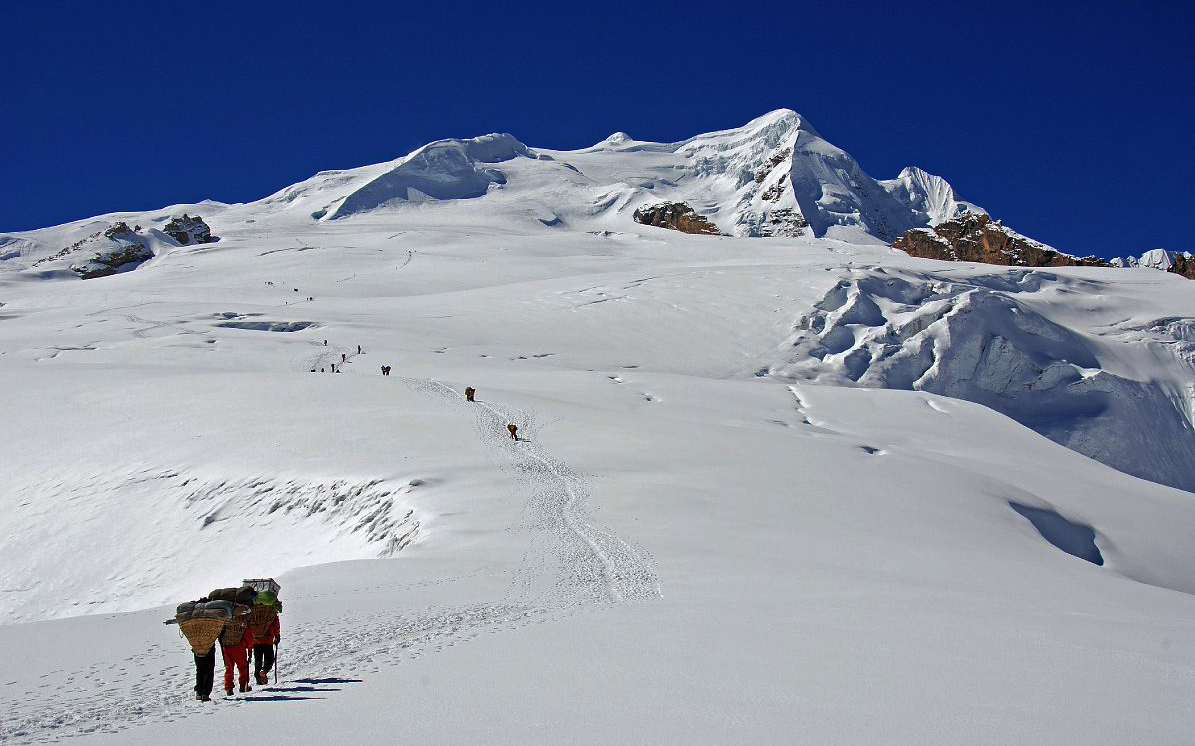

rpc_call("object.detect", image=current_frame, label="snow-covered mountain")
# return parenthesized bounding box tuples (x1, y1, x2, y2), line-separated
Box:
(1, 110, 1193, 745)
(1, 109, 983, 273)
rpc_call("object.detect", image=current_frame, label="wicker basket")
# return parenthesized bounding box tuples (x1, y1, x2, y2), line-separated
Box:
(248, 605, 278, 639)
(179, 617, 226, 656)
(219, 603, 253, 646)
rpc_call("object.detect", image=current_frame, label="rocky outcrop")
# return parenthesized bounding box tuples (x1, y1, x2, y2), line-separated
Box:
(54, 221, 154, 278)
(893, 213, 1108, 268)
(163, 213, 215, 245)
(103, 222, 136, 239)
(633, 202, 721, 235)
(70, 242, 153, 279)
(1170, 252, 1195, 279)
(748, 208, 808, 237)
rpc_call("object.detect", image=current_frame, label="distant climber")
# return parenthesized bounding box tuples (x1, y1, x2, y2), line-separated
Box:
(381, 365, 391, 376)
(323, 340, 328, 346)
(357, 345, 362, 354)
(508, 423, 519, 441)
(342, 353, 347, 363)
(465, 386, 476, 402)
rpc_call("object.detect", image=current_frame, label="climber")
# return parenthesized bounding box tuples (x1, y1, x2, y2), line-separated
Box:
(465, 386, 476, 402)
(249, 594, 282, 685)
(220, 603, 256, 695)
(178, 594, 219, 702)
(357, 345, 362, 354)
(507, 423, 519, 441)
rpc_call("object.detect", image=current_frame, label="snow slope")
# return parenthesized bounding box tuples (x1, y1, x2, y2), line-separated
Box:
(1, 112, 1194, 745)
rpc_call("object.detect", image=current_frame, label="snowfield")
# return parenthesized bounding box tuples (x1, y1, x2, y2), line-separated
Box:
(1, 111, 1193, 745)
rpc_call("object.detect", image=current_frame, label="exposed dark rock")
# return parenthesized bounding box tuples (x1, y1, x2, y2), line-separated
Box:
(1169, 253, 1195, 280)
(103, 222, 136, 239)
(163, 213, 216, 245)
(755, 208, 807, 237)
(633, 202, 721, 235)
(755, 147, 792, 184)
(71, 243, 153, 279)
(893, 213, 1109, 268)
(761, 173, 788, 202)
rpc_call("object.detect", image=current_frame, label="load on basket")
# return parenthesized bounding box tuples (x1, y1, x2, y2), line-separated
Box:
(208, 585, 257, 605)
(175, 600, 233, 655)
(242, 578, 281, 596)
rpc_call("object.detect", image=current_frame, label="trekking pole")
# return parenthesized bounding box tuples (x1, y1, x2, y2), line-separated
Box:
(275, 642, 279, 685)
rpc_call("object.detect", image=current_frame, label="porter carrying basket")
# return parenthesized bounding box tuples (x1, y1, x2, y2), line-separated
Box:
(175, 600, 233, 656)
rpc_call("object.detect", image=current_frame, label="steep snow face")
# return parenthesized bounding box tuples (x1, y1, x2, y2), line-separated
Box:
(326, 133, 536, 219)
(765, 267, 1195, 492)
(662, 110, 984, 240)
(247, 133, 538, 222)
(537, 109, 982, 241)
(880, 166, 985, 226)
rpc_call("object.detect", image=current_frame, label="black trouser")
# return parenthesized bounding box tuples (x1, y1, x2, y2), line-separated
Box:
(253, 643, 276, 678)
(194, 647, 215, 697)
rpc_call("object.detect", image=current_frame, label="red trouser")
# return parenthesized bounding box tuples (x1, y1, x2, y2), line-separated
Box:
(222, 644, 250, 688)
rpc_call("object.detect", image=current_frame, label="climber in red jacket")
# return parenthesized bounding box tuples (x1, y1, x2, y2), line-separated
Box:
(220, 618, 256, 695)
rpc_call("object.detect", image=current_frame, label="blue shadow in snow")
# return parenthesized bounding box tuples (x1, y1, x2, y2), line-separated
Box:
(1010, 502, 1104, 566)
(294, 677, 363, 684)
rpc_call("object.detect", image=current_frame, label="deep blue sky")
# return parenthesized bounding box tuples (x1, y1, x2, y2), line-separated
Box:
(4, 1, 1192, 257)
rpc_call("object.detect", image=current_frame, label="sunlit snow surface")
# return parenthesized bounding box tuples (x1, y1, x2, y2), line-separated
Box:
(1, 113, 1193, 744)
